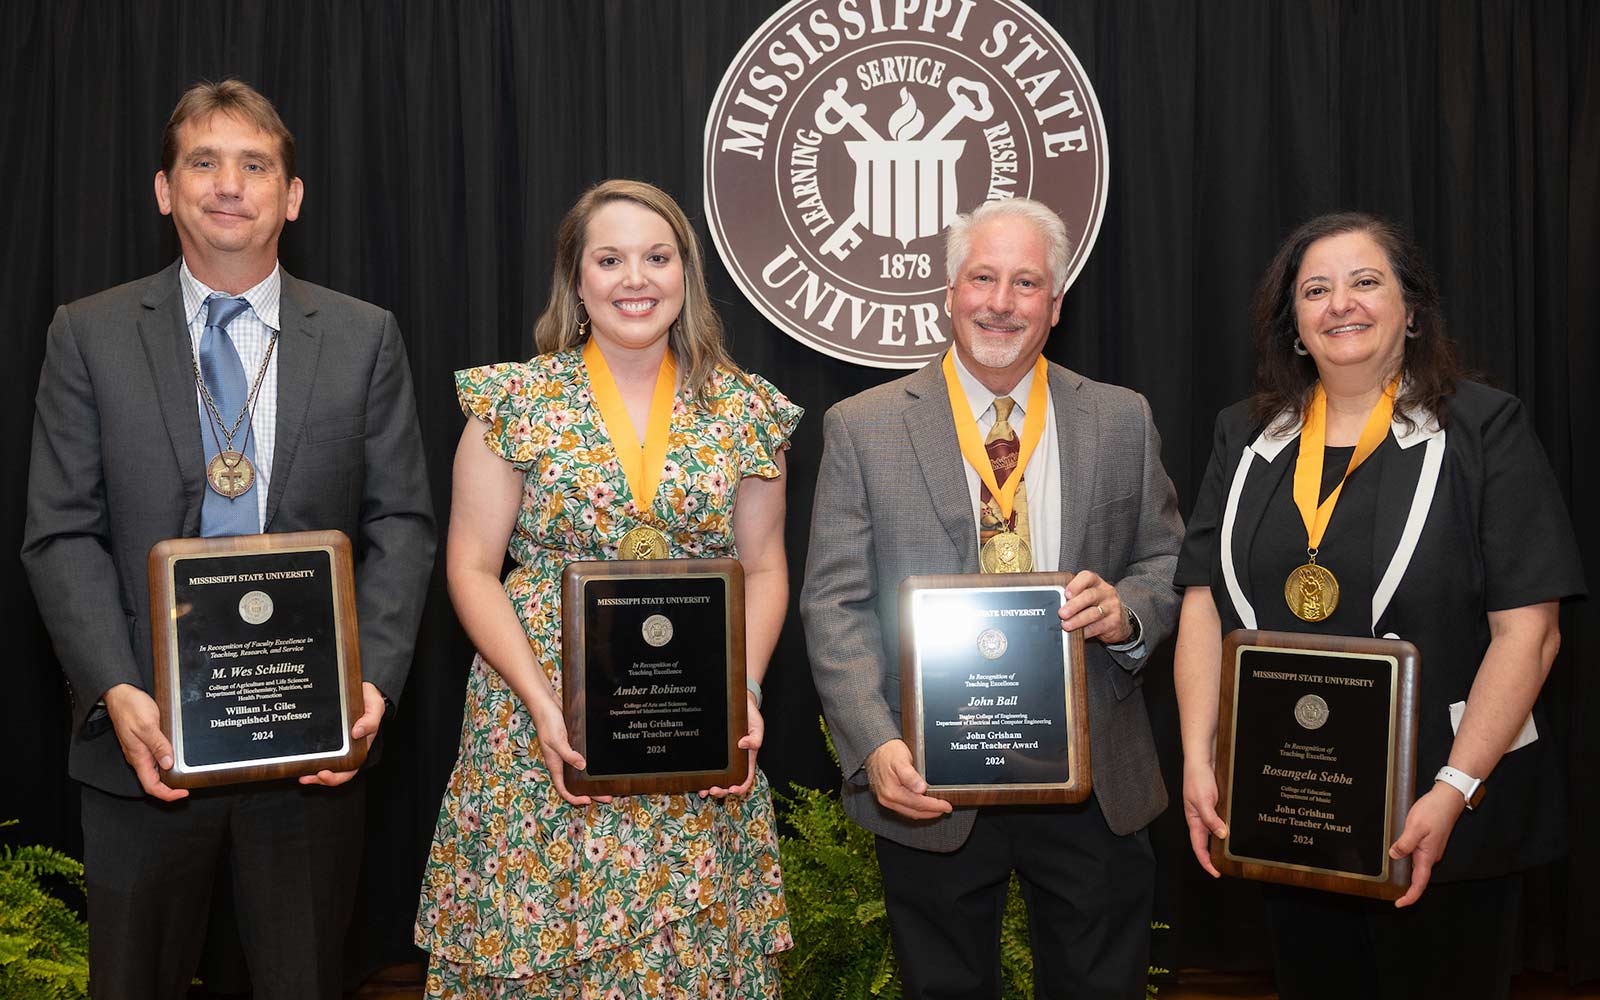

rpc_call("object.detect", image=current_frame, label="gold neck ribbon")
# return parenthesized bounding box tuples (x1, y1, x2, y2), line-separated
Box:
(583, 337, 678, 517)
(1292, 380, 1398, 551)
(942, 351, 1049, 525)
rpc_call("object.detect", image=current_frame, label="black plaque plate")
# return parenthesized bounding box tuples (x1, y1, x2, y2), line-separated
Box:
(149, 531, 366, 788)
(561, 559, 746, 795)
(899, 574, 1091, 806)
(1213, 630, 1419, 899)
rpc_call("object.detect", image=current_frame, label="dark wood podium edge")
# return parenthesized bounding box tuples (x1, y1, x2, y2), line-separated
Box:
(898, 573, 1093, 807)
(148, 530, 367, 790)
(561, 558, 748, 796)
(1211, 628, 1420, 900)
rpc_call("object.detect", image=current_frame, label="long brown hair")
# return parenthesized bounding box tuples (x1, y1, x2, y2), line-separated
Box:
(532, 179, 739, 400)
(1249, 212, 1464, 432)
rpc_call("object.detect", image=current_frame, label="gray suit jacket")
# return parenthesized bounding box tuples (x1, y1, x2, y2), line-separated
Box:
(22, 261, 436, 797)
(800, 357, 1182, 850)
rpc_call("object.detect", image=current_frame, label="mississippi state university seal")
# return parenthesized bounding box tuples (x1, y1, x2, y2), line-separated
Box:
(1294, 694, 1330, 731)
(238, 590, 274, 626)
(705, 0, 1108, 368)
(642, 614, 675, 648)
(976, 626, 1008, 661)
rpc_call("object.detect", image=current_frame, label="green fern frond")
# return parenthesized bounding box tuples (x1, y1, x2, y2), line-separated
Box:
(0, 821, 90, 1000)
(817, 716, 841, 768)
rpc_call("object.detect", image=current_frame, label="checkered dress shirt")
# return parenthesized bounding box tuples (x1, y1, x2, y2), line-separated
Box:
(179, 259, 281, 531)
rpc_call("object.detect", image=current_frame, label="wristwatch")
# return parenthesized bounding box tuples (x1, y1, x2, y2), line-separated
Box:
(1434, 766, 1485, 810)
(1121, 605, 1142, 645)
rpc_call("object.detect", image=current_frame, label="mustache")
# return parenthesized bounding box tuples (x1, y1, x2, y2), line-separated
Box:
(972, 312, 1023, 330)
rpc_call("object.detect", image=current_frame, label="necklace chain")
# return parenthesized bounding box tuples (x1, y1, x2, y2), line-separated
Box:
(190, 328, 278, 452)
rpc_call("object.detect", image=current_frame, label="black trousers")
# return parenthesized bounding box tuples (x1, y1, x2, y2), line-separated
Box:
(875, 801, 1154, 1000)
(1261, 873, 1522, 1000)
(81, 777, 364, 1000)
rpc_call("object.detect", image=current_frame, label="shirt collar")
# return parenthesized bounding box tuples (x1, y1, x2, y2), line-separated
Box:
(949, 349, 1039, 421)
(179, 258, 282, 331)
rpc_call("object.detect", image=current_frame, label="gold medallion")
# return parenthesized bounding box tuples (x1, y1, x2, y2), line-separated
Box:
(618, 525, 671, 560)
(206, 450, 256, 499)
(979, 531, 1033, 574)
(1284, 562, 1339, 622)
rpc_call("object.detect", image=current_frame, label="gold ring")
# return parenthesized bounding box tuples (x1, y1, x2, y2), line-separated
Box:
(1096, 604, 1105, 617)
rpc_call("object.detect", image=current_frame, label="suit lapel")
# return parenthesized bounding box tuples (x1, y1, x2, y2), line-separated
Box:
(265, 273, 323, 530)
(137, 262, 205, 535)
(903, 359, 979, 565)
(1369, 417, 1445, 632)
(1370, 440, 1415, 598)
(1219, 419, 1298, 629)
(1050, 363, 1094, 573)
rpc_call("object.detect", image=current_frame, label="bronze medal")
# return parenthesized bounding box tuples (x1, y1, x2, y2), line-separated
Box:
(191, 328, 277, 504)
(207, 450, 256, 499)
(1284, 561, 1339, 622)
(618, 525, 670, 560)
(979, 531, 1033, 574)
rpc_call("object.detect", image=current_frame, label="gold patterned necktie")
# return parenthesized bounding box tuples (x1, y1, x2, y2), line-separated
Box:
(978, 396, 1031, 552)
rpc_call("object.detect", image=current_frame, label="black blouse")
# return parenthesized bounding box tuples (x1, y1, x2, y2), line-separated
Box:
(1245, 442, 1379, 635)
(1176, 381, 1585, 880)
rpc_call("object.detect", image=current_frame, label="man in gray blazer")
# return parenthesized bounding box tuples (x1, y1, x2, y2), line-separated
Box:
(21, 80, 434, 999)
(801, 198, 1182, 999)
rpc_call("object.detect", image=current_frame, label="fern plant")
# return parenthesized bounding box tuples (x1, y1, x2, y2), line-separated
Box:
(776, 721, 1172, 999)
(0, 820, 90, 999)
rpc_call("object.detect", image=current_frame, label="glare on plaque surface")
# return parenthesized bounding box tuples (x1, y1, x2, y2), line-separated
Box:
(916, 591, 979, 658)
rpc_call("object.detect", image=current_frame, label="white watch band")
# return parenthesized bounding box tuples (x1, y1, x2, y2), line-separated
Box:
(1434, 765, 1483, 809)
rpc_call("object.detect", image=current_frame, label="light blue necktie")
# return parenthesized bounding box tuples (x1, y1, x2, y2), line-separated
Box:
(198, 294, 260, 537)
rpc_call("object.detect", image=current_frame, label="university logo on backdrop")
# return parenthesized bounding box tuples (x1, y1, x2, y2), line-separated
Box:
(704, 0, 1108, 369)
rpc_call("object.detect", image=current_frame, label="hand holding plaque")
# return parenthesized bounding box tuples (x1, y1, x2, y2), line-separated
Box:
(898, 573, 1091, 806)
(560, 558, 747, 796)
(1210, 630, 1419, 900)
(148, 530, 367, 789)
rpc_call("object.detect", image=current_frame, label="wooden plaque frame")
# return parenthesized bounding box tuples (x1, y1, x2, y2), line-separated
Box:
(560, 558, 746, 796)
(148, 530, 366, 789)
(1212, 629, 1420, 900)
(898, 573, 1091, 807)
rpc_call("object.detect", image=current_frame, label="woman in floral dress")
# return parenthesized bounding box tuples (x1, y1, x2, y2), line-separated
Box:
(417, 180, 798, 998)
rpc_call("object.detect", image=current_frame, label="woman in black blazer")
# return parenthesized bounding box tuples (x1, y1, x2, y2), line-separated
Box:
(1173, 212, 1583, 1000)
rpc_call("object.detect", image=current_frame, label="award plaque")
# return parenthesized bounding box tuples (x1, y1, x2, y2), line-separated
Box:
(560, 559, 746, 796)
(148, 530, 365, 789)
(1212, 630, 1420, 899)
(898, 574, 1090, 806)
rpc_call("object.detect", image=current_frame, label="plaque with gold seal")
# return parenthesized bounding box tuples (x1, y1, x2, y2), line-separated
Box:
(560, 558, 747, 796)
(898, 573, 1091, 807)
(148, 530, 367, 789)
(1212, 630, 1420, 899)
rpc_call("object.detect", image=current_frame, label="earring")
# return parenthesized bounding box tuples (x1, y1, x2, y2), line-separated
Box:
(1405, 320, 1419, 339)
(1293, 337, 1310, 356)
(576, 300, 591, 337)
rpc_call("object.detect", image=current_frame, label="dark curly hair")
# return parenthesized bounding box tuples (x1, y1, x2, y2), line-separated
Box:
(1249, 212, 1464, 432)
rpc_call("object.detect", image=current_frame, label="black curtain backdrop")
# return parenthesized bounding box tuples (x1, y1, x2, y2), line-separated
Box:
(4, 0, 1596, 986)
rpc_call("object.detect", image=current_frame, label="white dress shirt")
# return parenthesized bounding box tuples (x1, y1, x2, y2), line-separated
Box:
(180, 259, 282, 531)
(949, 350, 1144, 656)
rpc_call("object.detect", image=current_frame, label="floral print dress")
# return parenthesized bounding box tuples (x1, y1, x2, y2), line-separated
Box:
(417, 348, 800, 999)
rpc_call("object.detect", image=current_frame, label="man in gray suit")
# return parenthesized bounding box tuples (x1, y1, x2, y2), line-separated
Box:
(21, 80, 434, 998)
(801, 198, 1183, 999)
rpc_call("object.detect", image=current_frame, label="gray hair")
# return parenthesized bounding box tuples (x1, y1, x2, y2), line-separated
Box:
(944, 198, 1072, 296)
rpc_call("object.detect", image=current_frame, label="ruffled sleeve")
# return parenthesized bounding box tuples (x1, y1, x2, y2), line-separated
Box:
(728, 371, 803, 480)
(454, 362, 539, 470)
